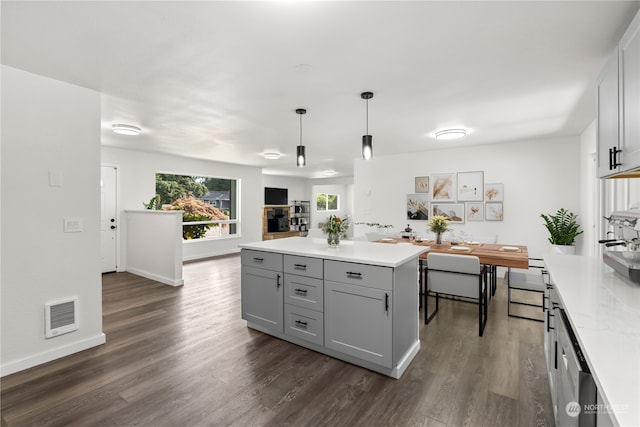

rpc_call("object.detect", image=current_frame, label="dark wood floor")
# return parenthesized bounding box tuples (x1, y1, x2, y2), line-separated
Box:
(1, 254, 554, 426)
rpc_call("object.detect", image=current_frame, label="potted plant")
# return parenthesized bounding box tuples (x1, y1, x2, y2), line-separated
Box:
(428, 215, 449, 245)
(540, 208, 583, 254)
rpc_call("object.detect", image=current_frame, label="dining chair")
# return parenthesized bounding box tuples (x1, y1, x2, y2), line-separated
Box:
(472, 235, 499, 296)
(424, 252, 489, 336)
(504, 257, 545, 322)
(306, 228, 324, 238)
(365, 231, 382, 241)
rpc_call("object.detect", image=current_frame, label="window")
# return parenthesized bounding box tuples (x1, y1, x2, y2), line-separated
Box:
(316, 193, 339, 211)
(155, 173, 239, 240)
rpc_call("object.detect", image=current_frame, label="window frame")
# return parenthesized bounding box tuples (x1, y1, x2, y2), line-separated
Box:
(316, 193, 340, 212)
(155, 173, 240, 241)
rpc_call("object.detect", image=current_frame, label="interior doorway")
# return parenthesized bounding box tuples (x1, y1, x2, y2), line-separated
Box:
(101, 165, 118, 273)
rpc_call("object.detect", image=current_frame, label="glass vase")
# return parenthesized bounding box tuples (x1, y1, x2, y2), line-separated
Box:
(436, 232, 442, 245)
(327, 232, 340, 248)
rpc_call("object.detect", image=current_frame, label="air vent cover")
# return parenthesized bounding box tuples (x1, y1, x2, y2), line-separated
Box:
(45, 298, 78, 338)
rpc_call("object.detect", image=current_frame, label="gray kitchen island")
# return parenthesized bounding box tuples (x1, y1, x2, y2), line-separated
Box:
(239, 237, 428, 379)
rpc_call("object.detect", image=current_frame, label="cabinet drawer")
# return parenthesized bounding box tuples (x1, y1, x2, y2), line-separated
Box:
(284, 255, 323, 279)
(284, 274, 324, 311)
(241, 249, 283, 272)
(284, 304, 324, 346)
(324, 260, 393, 291)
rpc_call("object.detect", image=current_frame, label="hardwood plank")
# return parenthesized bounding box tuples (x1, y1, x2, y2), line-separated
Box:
(1, 255, 553, 427)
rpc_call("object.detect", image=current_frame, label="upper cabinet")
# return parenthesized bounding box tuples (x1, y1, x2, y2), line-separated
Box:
(597, 49, 620, 177)
(621, 12, 640, 174)
(598, 11, 640, 178)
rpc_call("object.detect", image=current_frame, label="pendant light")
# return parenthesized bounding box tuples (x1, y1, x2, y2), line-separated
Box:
(361, 92, 374, 160)
(296, 108, 306, 167)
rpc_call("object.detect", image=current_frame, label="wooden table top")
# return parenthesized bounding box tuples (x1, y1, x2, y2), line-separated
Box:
(376, 238, 529, 269)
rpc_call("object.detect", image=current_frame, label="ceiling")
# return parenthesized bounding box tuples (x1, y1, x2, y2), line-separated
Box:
(2, 1, 639, 179)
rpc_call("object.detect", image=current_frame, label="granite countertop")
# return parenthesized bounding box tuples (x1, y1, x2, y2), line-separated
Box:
(543, 253, 640, 427)
(239, 236, 428, 268)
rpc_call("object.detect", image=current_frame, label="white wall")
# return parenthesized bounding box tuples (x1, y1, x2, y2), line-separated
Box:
(101, 147, 263, 263)
(353, 136, 581, 258)
(1, 66, 105, 375)
(125, 210, 183, 286)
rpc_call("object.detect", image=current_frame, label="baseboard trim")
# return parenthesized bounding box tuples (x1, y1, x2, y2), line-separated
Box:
(182, 248, 240, 262)
(1, 333, 106, 377)
(126, 267, 184, 286)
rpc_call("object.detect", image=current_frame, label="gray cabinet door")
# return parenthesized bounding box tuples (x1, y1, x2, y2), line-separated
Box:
(241, 266, 283, 333)
(324, 280, 392, 368)
(597, 49, 620, 177)
(621, 13, 640, 172)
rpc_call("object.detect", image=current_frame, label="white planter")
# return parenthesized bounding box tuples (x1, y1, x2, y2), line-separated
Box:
(551, 244, 576, 255)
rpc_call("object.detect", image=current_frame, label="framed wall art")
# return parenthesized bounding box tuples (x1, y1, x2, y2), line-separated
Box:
(484, 183, 504, 201)
(414, 176, 429, 193)
(407, 194, 430, 220)
(485, 202, 504, 221)
(432, 203, 465, 223)
(431, 173, 455, 201)
(465, 202, 484, 222)
(457, 171, 484, 201)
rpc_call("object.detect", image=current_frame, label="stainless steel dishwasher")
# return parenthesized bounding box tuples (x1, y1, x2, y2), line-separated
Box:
(554, 307, 597, 427)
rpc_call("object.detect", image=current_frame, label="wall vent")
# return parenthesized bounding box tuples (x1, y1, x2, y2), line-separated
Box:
(45, 298, 78, 338)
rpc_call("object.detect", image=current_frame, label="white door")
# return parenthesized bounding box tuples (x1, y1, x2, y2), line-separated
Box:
(101, 166, 118, 273)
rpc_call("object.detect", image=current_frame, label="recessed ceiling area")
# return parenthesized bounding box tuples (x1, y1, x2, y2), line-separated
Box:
(2, 1, 638, 178)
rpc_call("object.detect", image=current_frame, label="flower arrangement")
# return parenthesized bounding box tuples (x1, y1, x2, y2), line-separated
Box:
(428, 215, 449, 234)
(429, 215, 449, 244)
(323, 215, 350, 237)
(323, 215, 349, 247)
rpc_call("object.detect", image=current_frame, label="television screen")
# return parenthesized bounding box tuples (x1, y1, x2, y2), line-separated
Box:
(264, 187, 288, 205)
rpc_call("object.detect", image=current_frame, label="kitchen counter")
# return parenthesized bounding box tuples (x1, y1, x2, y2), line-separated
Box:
(239, 236, 427, 378)
(239, 236, 428, 267)
(543, 253, 640, 427)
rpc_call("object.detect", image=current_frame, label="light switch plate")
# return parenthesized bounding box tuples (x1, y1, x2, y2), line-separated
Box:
(63, 217, 83, 233)
(49, 171, 63, 187)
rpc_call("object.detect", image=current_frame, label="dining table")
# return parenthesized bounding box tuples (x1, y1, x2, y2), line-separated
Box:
(375, 238, 529, 304)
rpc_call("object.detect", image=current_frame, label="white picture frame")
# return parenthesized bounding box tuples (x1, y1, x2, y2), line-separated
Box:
(431, 173, 455, 201)
(484, 183, 504, 202)
(432, 203, 465, 223)
(407, 194, 430, 220)
(465, 202, 484, 222)
(486, 202, 504, 221)
(414, 176, 429, 193)
(457, 171, 484, 201)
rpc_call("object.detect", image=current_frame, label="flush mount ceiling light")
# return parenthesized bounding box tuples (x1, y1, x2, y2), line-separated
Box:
(263, 152, 281, 160)
(323, 170, 337, 176)
(361, 92, 374, 160)
(435, 128, 467, 140)
(296, 108, 307, 167)
(112, 124, 142, 136)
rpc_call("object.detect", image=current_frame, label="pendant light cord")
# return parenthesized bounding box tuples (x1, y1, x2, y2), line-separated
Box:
(299, 113, 303, 147)
(366, 98, 369, 134)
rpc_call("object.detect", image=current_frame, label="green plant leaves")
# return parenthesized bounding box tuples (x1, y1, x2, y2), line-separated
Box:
(540, 208, 583, 245)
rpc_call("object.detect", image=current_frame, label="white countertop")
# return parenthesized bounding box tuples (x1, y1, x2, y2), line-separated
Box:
(239, 237, 428, 268)
(543, 253, 640, 427)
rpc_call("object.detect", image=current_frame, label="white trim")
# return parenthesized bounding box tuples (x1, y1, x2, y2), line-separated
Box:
(182, 247, 241, 262)
(126, 266, 184, 287)
(1, 333, 106, 377)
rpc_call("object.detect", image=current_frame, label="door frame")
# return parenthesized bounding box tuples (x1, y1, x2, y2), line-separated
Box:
(101, 164, 123, 272)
